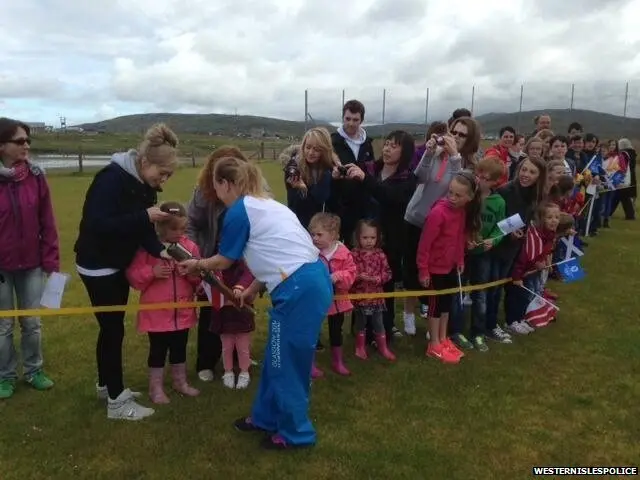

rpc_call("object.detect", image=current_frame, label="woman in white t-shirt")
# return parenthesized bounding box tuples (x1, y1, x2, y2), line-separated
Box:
(179, 155, 332, 450)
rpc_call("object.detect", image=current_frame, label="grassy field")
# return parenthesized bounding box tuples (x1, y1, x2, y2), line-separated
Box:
(1, 162, 639, 479)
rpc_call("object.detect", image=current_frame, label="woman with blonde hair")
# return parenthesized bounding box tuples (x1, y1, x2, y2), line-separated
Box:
(187, 146, 266, 382)
(282, 127, 335, 228)
(179, 156, 333, 450)
(75, 123, 179, 420)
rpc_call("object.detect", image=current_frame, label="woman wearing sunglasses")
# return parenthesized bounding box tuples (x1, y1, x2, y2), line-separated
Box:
(402, 117, 480, 336)
(0, 117, 60, 400)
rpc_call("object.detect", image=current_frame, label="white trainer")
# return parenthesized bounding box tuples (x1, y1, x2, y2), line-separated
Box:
(197, 370, 215, 382)
(403, 313, 416, 336)
(222, 372, 236, 389)
(236, 372, 250, 390)
(97, 384, 141, 401)
(107, 389, 155, 421)
(507, 321, 530, 335)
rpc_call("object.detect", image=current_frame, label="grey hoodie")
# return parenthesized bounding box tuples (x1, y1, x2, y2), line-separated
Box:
(404, 149, 463, 228)
(111, 149, 143, 183)
(337, 126, 367, 160)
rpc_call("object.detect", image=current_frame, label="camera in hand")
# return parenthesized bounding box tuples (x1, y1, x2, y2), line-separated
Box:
(284, 158, 300, 181)
(337, 165, 348, 177)
(436, 136, 445, 146)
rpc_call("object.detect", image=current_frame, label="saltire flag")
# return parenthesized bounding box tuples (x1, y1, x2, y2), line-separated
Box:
(525, 295, 558, 328)
(558, 235, 584, 261)
(558, 257, 586, 283)
(201, 281, 225, 310)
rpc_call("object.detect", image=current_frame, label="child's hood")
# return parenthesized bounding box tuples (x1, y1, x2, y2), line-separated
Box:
(331, 242, 352, 261)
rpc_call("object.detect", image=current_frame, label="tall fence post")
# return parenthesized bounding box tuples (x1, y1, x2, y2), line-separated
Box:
(517, 84, 524, 133)
(470, 85, 475, 115)
(304, 89, 309, 134)
(425, 88, 430, 126)
(382, 88, 387, 127)
(570, 83, 575, 111)
(623, 81, 629, 120)
(341, 89, 345, 114)
(78, 148, 84, 174)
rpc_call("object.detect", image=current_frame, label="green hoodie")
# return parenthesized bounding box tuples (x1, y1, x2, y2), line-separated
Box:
(469, 192, 506, 255)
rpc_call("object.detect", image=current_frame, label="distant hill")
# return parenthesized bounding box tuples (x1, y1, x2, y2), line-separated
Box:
(77, 109, 639, 140)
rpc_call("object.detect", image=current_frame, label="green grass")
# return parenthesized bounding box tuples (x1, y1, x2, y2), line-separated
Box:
(1, 163, 639, 479)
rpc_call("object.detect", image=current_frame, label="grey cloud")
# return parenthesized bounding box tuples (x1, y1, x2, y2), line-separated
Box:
(0, 76, 65, 99)
(364, 0, 427, 24)
(530, 0, 629, 19)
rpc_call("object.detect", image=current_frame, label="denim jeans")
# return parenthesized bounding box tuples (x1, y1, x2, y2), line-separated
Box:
(505, 272, 543, 324)
(486, 256, 515, 329)
(0, 268, 45, 381)
(467, 254, 492, 337)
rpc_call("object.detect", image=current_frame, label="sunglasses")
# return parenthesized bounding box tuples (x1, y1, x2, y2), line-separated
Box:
(7, 138, 31, 146)
(451, 130, 468, 139)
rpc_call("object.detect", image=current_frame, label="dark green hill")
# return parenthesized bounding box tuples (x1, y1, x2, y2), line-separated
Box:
(76, 109, 640, 139)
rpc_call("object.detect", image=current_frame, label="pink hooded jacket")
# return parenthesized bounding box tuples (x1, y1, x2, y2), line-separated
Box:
(126, 236, 201, 333)
(320, 242, 357, 315)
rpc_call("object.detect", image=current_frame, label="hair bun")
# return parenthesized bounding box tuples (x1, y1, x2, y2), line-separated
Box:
(144, 123, 179, 148)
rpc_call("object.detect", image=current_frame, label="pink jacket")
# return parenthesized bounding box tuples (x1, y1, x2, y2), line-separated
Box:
(126, 237, 201, 333)
(0, 163, 59, 273)
(417, 198, 466, 278)
(320, 242, 357, 315)
(350, 248, 392, 308)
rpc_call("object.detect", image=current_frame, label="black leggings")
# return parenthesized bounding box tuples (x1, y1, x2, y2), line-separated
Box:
(428, 270, 458, 318)
(148, 330, 189, 368)
(196, 304, 222, 373)
(79, 271, 130, 400)
(328, 313, 345, 347)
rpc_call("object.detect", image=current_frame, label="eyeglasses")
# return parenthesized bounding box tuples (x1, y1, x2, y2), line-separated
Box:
(451, 130, 468, 139)
(7, 138, 31, 146)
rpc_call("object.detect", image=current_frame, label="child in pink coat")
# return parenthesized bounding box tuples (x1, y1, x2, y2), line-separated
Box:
(308, 213, 357, 377)
(349, 219, 395, 361)
(126, 202, 202, 404)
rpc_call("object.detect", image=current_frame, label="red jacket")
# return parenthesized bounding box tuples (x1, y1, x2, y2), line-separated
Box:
(350, 248, 392, 308)
(320, 242, 357, 315)
(0, 163, 59, 273)
(417, 199, 466, 278)
(511, 224, 556, 280)
(484, 144, 510, 186)
(210, 260, 256, 335)
(126, 237, 202, 333)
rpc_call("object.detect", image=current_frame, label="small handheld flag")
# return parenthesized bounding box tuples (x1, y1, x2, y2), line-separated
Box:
(558, 258, 585, 283)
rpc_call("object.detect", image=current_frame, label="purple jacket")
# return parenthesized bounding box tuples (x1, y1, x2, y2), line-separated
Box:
(0, 164, 60, 273)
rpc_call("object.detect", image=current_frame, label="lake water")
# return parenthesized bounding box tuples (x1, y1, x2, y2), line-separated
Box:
(31, 154, 112, 170)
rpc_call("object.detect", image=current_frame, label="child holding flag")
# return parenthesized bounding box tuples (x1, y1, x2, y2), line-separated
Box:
(508, 202, 561, 330)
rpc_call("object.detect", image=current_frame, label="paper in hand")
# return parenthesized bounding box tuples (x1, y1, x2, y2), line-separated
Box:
(497, 214, 525, 235)
(40, 272, 70, 309)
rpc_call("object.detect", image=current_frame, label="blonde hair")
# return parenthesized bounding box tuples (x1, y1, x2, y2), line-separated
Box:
(524, 137, 544, 158)
(557, 212, 575, 235)
(198, 146, 247, 201)
(476, 156, 506, 181)
(213, 156, 269, 198)
(298, 127, 335, 185)
(138, 123, 179, 168)
(309, 213, 341, 238)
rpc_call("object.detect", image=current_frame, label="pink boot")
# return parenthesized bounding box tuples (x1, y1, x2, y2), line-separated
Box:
(354, 332, 368, 360)
(171, 363, 200, 396)
(330, 346, 351, 376)
(148, 368, 170, 404)
(375, 333, 396, 361)
(311, 359, 324, 379)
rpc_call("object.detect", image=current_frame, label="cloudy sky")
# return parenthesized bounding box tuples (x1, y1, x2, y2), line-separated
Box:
(2, 0, 640, 127)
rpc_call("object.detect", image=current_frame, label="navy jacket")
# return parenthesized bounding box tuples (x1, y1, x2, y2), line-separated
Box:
(74, 163, 164, 270)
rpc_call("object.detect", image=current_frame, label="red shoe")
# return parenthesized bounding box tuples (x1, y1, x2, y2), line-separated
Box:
(426, 343, 460, 364)
(443, 338, 464, 359)
(330, 347, 351, 376)
(311, 362, 324, 379)
(543, 289, 559, 300)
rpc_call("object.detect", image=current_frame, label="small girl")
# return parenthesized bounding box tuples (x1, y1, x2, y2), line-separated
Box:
(509, 202, 561, 329)
(309, 213, 357, 376)
(350, 220, 395, 361)
(417, 171, 482, 364)
(211, 259, 256, 389)
(126, 202, 201, 404)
